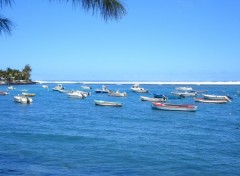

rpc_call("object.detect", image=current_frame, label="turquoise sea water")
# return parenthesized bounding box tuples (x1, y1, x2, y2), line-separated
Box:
(0, 84, 240, 175)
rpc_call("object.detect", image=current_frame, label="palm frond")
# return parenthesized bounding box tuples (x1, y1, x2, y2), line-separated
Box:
(0, 0, 13, 8)
(0, 16, 12, 34)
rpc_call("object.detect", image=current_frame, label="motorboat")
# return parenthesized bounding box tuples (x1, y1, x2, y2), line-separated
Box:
(42, 85, 48, 89)
(152, 102, 197, 112)
(171, 91, 197, 97)
(140, 96, 166, 102)
(94, 100, 123, 107)
(52, 84, 64, 91)
(153, 94, 166, 99)
(67, 90, 89, 98)
(22, 92, 36, 97)
(81, 85, 92, 90)
(14, 95, 32, 104)
(194, 98, 228, 104)
(7, 86, 15, 90)
(108, 90, 127, 97)
(202, 94, 232, 102)
(95, 85, 109, 93)
(130, 84, 148, 93)
(176, 87, 193, 91)
(0, 91, 9, 95)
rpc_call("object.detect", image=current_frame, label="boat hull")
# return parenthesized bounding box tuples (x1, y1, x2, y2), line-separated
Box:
(194, 98, 228, 104)
(152, 103, 197, 112)
(94, 100, 123, 107)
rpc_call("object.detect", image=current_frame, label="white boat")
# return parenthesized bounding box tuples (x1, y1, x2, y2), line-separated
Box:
(42, 85, 48, 89)
(202, 94, 232, 102)
(14, 95, 32, 104)
(8, 86, 15, 90)
(130, 84, 148, 93)
(0, 91, 9, 95)
(108, 90, 127, 97)
(152, 102, 197, 112)
(67, 90, 89, 98)
(94, 100, 123, 107)
(176, 87, 193, 91)
(171, 91, 197, 97)
(95, 85, 109, 93)
(52, 84, 64, 91)
(194, 98, 228, 104)
(22, 92, 36, 97)
(81, 85, 92, 90)
(140, 96, 166, 102)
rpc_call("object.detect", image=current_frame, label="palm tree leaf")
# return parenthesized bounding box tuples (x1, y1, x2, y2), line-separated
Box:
(0, 0, 13, 8)
(0, 16, 12, 34)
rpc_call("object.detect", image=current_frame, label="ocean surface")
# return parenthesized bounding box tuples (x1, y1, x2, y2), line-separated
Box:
(0, 83, 240, 175)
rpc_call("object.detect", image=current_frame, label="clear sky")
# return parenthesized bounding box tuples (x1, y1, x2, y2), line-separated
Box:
(1, 0, 240, 81)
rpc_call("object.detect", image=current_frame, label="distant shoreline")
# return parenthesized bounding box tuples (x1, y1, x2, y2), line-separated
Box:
(34, 80, 240, 85)
(0, 81, 37, 85)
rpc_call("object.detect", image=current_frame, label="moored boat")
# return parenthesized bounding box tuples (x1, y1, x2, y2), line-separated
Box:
(95, 85, 109, 93)
(94, 100, 123, 107)
(52, 84, 64, 91)
(140, 96, 166, 102)
(81, 85, 92, 90)
(176, 86, 193, 91)
(0, 91, 9, 95)
(171, 91, 197, 97)
(130, 84, 148, 93)
(42, 85, 48, 89)
(202, 94, 232, 102)
(7, 86, 15, 90)
(194, 98, 228, 104)
(67, 90, 89, 98)
(14, 95, 32, 104)
(152, 102, 197, 112)
(22, 92, 36, 97)
(108, 90, 127, 97)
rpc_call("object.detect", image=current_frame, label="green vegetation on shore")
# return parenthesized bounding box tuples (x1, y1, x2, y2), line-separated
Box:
(0, 64, 32, 84)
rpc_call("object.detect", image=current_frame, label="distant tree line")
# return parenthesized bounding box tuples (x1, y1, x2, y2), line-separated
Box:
(0, 64, 32, 84)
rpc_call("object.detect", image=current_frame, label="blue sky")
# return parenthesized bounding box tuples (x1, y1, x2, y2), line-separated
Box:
(1, 0, 240, 81)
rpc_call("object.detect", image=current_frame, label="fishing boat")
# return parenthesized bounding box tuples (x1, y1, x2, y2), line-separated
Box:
(176, 86, 193, 91)
(194, 98, 228, 104)
(108, 90, 127, 97)
(202, 94, 232, 102)
(130, 84, 148, 93)
(94, 100, 123, 107)
(52, 84, 64, 91)
(140, 96, 166, 102)
(95, 85, 109, 93)
(14, 95, 32, 104)
(152, 102, 197, 112)
(22, 92, 36, 97)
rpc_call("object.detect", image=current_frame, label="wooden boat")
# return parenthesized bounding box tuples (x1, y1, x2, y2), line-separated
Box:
(194, 98, 228, 104)
(14, 95, 32, 104)
(152, 102, 197, 112)
(140, 96, 166, 102)
(22, 92, 36, 97)
(108, 90, 127, 97)
(130, 84, 148, 93)
(95, 85, 109, 93)
(94, 100, 123, 107)
(202, 94, 232, 102)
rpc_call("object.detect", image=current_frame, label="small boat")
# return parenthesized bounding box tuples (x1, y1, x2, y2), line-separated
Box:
(153, 94, 166, 99)
(194, 98, 228, 104)
(202, 94, 232, 102)
(81, 85, 92, 90)
(171, 91, 197, 97)
(14, 95, 32, 104)
(42, 85, 48, 89)
(7, 86, 15, 90)
(94, 100, 123, 107)
(152, 102, 197, 112)
(140, 96, 166, 102)
(95, 85, 109, 93)
(22, 92, 36, 97)
(0, 91, 9, 95)
(52, 84, 64, 91)
(108, 90, 127, 97)
(176, 87, 193, 91)
(130, 84, 148, 93)
(21, 89, 28, 92)
(67, 90, 89, 98)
